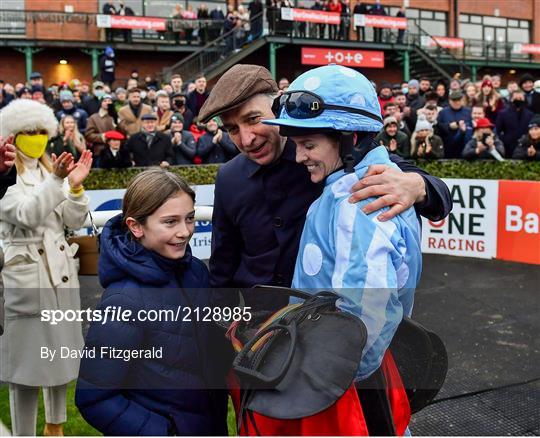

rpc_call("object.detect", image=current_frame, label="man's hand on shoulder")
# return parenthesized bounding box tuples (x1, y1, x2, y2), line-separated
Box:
(348, 164, 426, 222)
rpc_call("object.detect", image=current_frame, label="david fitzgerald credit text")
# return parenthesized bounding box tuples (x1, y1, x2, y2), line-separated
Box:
(41, 346, 163, 362)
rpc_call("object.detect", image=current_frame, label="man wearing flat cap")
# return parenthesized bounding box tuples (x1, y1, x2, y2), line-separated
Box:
(124, 112, 174, 167)
(199, 64, 452, 312)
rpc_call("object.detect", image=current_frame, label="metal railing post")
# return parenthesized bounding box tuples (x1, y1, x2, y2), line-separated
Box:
(402, 50, 410, 82)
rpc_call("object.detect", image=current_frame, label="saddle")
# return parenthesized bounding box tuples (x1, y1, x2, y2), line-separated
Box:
(227, 285, 448, 423)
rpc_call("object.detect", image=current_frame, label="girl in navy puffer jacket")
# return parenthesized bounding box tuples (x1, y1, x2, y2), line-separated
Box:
(75, 170, 228, 436)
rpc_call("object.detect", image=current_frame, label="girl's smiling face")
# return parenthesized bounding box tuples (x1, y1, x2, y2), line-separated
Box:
(127, 192, 195, 260)
(293, 134, 342, 183)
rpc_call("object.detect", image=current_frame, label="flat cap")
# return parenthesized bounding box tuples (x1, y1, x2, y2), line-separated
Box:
(30, 71, 42, 79)
(141, 113, 158, 121)
(198, 64, 278, 123)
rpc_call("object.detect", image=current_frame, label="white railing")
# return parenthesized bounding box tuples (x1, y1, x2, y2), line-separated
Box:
(82, 206, 214, 228)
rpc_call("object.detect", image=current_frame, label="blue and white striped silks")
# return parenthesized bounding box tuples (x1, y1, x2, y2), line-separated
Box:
(291, 146, 423, 380)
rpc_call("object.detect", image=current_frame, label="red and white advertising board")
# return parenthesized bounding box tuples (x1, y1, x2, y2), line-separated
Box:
(96, 14, 167, 31)
(512, 43, 540, 55)
(353, 14, 407, 29)
(281, 7, 340, 25)
(421, 36, 464, 49)
(497, 180, 540, 265)
(301, 47, 384, 68)
(422, 179, 499, 259)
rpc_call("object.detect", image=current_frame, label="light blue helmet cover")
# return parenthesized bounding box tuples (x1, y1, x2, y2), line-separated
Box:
(264, 65, 382, 133)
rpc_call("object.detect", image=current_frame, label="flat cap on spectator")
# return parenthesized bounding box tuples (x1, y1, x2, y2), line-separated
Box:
(156, 90, 169, 98)
(59, 90, 74, 102)
(171, 91, 185, 99)
(93, 81, 105, 89)
(29, 71, 42, 79)
(104, 130, 125, 140)
(115, 87, 127, 94)
(383, 116, 398, 127)
(141, 113, 158, 121)
(198, 64, 279, 123)
(449, 90, 463, 100)
(170, 113, 184, 123)
(100, 93, 113, 101)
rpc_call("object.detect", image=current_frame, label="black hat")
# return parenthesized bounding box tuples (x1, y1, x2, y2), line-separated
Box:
(29, 71, 42, 80)
(171, 91, 185, 99)
(17, 86, 31, 97)
(170, 112, 184, 124)
(528, 115, 540, 129)
(141, 113, 158, 121)
(519, 73, 535, 87)
(31, 85, 45, 94)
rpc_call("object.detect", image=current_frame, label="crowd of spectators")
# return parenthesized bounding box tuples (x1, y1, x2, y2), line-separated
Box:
(0, 70, 239, 169)
(372, 73, 540, 161)
(1, 69, 539, 170)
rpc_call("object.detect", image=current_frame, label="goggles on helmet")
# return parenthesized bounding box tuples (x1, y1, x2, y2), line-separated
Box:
(278, 90, 382, 124)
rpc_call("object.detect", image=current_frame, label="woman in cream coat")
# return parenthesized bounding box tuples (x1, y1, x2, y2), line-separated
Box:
(0, 99, 92, 436)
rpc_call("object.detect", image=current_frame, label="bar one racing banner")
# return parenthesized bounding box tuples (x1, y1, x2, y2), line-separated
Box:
(96, 14, 168, 31)
(353, 14, 407, 29)
(422, 179, 540, 265)
(280, 7, 340, 25)
(420, 36, 464, 50)
(301, 47, 385, 68)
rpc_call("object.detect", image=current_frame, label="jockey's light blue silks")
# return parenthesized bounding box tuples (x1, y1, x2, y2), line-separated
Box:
(291, 146, 422, 380)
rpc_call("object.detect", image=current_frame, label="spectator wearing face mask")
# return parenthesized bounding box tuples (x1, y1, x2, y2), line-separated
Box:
(171, 92, 194, 129)
(375, 116, 410, 158)
(85, 94, 117, 161)
(495, 90, 533, 158)
(169, 113, 197, 165)
(196, 117, 238, 164)
(56, 90, 89, 133)
(513, 116, 540, 160)
(81, 81, 107, 116)
(410, 116, 444, 160)
(463, 118, 505, 161)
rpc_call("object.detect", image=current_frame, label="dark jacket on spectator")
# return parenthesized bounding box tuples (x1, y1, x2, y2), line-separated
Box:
(75, 215, 228, 436)
(197, 131, 239, 164)
(99, 147, 133, 169)
(436, 106, 472, 158)
(406, 93, 425, 113)
(513, 134, 540, 160)
(495, 104, 533, 158)
(0, 166, 17, 335)
(170, 130, 197, 164)
(56, 107, 89, 134)
(374, 130, 410, 158)
(81, 96, 101, 117)
(47, 135, 84, 160)
(410, 133, 444, 159)
(125, 131, 174, 166)
(530, 91, 540, 114)
(462, 135, 505, 160)
(186, 90, 210, 119)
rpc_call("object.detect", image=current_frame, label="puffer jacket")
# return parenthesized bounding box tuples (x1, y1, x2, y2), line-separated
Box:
(75, 214, 228, 436)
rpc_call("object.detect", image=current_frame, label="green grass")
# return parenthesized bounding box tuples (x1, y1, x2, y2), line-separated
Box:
(0, 382, 237, 436)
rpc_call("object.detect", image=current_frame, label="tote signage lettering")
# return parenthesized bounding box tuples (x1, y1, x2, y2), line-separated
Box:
(301, 47, 384, 68)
